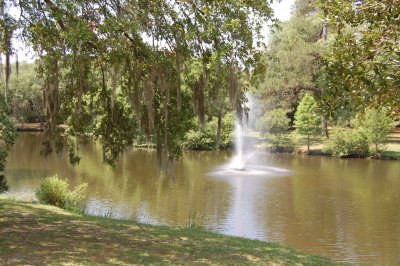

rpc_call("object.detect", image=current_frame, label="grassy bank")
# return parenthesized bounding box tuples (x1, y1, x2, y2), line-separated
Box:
(0, 198, 341, 265)
(253, 128, 400, 160)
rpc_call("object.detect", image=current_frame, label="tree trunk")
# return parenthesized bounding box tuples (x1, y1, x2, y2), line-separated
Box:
(215, 110, 222, 150)
(307, 134, 310, 153)
(322, 118, 329, 139)
(322, 23, 328, 42)
(39, 115, 44, 128)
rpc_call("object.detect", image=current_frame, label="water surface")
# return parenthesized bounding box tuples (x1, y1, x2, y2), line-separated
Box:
(3, 133, 400, 264)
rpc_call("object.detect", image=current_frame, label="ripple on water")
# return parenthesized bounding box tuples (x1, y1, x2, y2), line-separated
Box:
(208, 164, 290, 178)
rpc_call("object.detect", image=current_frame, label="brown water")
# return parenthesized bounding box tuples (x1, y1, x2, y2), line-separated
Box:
(3, 133, 400, 264)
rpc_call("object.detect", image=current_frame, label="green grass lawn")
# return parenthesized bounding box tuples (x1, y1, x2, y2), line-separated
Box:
(0, 198, 343, 265)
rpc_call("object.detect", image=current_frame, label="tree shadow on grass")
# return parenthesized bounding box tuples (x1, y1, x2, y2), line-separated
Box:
(0, 200, 338, 265)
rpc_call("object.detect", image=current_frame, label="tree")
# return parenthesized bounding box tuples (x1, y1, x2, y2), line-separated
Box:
(294, 93, 320, 153)
(358, 107, 395, 157)
(1, 0, 275, 167)
(319, 0, 400, 115)
(252, 0, 323, 111)
(8, 62, 44, 125)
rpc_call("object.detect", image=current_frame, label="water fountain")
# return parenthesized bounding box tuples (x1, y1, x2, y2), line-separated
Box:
(209, 97, 289, 178)
(228, 122, 246, 170)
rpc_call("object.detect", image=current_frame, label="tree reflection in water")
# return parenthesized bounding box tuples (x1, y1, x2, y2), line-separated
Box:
(0, 175, 8, 193)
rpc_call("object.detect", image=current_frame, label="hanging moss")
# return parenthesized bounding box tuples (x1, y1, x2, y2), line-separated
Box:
(194, 74, 205, 125)
(175, 47, 182, 111)
(43, 55, 63, 150)
(4, 0, 273, 167)
(0, 53, 2, 80)
(15, 53, 18, 77)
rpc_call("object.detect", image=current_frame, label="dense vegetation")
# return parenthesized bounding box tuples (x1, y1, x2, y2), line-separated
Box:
(0, 0, 398, 168)
(1, 0, 274, 168)
(0, 1, 399, 263)
(253, 0, 399, 157)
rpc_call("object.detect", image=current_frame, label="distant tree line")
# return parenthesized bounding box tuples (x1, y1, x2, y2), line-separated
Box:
(253, 0, 399, 158)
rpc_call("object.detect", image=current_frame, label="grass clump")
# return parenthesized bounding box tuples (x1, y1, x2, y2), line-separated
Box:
(36, 175, 87, 212)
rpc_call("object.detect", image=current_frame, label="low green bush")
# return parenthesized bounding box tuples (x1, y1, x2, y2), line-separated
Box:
(356, 107, 395, 157)
(257, 108, 290, 137)
(266, 131, 300, 153)
(324, 129, 369, 158)
(257, 109, 299, 153)
(36, 175, 88, 212)
(184, 113, 234, 150)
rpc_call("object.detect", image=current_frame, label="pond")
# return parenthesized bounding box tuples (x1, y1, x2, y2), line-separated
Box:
(3, 133, 400, 264)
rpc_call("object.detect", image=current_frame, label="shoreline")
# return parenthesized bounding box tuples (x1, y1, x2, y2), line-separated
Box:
(0, 196, 341, 265)
(14, 123, 400, 160)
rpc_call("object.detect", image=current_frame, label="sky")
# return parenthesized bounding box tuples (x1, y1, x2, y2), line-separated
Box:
(272, 0, 295, 22)
(8, 0, 295, 63)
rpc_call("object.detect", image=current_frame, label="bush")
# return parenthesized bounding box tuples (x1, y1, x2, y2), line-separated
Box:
(36, 176, 88, 212)
(357, 107, 395, 157)
(257, 108, 290, 137)
(184, 113, 235, 150)
(324, 129, 369, 158)
(257, 108, 297, 152)
(266, 131, 300, 153)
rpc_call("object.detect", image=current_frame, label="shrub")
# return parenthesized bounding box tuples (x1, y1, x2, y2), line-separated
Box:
(257, 108, 297, 152)
(36, 175, 88, 212)
(357, 107, 395, 157)
(184, 113, 234, 150)
(257, 108, 290, 137)
(266, 131, 300, 153)
(324, 129, 369, 158)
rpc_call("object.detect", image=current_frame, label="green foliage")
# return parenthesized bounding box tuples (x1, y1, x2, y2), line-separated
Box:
(184, 113, 234, 150)
(324, 129, 369, 158)
(252, 0, 323, 109)
(93, 94, 138, 165)
(325, 107, 395, 158)
(257, 108, 290, 136)
(36, 176, 88, 212)
(266, 131, 300, 153)
(163, 91, 196, 158)
(257, 108, 297, 152)
(0, 97, 16, 171)
(294, 93, 321, 152)
(357, 107, 395, 157)
(319, 0, 400, 114)
(1, 0, 275, 166)
(8, 62, 44, 124)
